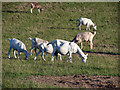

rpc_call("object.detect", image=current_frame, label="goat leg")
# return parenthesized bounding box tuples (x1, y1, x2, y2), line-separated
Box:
(8, 47, 12, 59)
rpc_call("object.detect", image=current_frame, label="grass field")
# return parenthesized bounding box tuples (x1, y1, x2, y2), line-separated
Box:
(2, 2, 119, 88)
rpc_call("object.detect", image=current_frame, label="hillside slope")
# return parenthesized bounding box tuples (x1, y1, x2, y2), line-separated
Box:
(2, 2, 119, 88)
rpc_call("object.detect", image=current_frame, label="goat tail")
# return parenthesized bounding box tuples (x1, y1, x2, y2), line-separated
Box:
(71, 36, 76, 42)
(8, 38, 11, 41)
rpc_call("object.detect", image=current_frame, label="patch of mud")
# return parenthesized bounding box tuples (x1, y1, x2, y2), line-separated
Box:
(26, 75, 120, 88)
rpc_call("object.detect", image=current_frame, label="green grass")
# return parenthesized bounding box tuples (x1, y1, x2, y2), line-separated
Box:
(2, 55, 119, 88)
(3, 55, 119, 76)
(2, 2, 119, 88)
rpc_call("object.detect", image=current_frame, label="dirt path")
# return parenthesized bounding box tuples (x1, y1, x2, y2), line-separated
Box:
(26, 75, 120, 88)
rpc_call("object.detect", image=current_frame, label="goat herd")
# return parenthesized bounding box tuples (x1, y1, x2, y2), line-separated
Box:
(8, 3, 97, 63)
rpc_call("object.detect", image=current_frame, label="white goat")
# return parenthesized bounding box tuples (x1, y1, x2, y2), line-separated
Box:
(76, 18, 97, 30)
(49, 39, 88, 63)
(28, 37, 48, 55)
(8, 38, 31, 60)
(30, 2, 44, 13)
(72, 31, 96, 49)
(34, 42, 62, 61)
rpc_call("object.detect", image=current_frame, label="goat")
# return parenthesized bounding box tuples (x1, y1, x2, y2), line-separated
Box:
(30, 2, 44, 13)
(49, 39, 88, 63)
(28, 37, 48, 55)
(34, 42, 62, 61)
(76, 18, 97, 30)
(8, 38, 31, 60)
(72, 31, 96, 49)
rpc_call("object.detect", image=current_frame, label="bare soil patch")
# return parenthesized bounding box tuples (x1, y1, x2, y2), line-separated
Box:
(26, 75, 120, 88)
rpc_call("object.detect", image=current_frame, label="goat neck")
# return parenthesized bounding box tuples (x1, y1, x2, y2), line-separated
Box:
(77, 47, 85, 58)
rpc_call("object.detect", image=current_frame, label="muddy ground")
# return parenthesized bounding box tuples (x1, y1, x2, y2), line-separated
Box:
(26, 75, 120, 88)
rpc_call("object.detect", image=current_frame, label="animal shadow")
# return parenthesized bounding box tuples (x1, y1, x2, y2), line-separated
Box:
(84, 50, 119, 56)
(48, 27, 75, 30)
(2, 10, 29, 13)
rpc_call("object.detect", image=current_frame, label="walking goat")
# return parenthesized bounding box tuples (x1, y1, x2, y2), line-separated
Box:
(8, 38, 31, 60)
(28, 37, 48, 55)
(30, 2, 44, 13)
(76, 18, 97, 30)
(72, 31, 96, 49)
(34, 42, 62, 61)
(48, 39, 88, 63)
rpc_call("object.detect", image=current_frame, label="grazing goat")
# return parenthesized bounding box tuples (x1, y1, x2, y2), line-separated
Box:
(30, 2, 44, 13)
(28, 37, 48, 55)
(76, 18, 97, 30)
(72, 31, 96, 49)
(8, 38, 31, 60)
(49, 39, 88, 63)
(34, 42, 62, 61)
